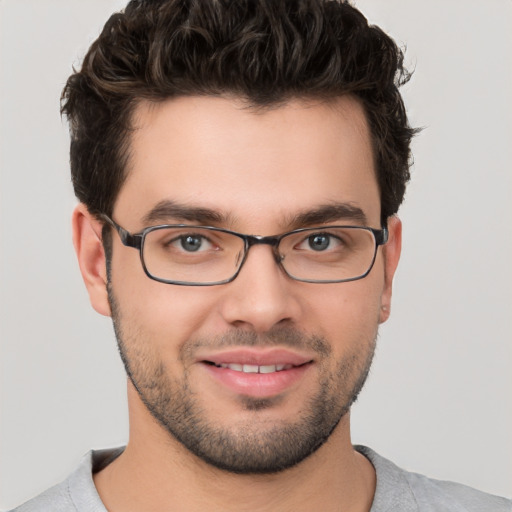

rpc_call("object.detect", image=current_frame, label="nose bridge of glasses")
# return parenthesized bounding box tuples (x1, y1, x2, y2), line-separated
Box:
(245, 235, 284, 263)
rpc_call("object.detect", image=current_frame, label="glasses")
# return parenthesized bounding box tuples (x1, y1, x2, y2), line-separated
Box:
(101, 215, 388, 286)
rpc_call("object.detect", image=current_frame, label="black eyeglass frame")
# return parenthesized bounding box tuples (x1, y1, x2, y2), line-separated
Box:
(100, 214, 388, 286)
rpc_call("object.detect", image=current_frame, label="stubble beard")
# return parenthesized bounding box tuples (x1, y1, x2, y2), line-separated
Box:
(108, 287, 377, 475)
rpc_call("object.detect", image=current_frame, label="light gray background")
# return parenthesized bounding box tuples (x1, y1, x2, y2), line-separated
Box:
(1, 0, 511, 508)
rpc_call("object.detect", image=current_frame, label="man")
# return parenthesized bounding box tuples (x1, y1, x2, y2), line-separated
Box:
(10, 0, 511, 511)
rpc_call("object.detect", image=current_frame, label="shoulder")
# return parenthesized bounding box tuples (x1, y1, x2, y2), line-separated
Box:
(404, 470, 512, 512)
(8, 479, 74, 512)
(356, 445, 512, 512)
(8, 448, 123, 512)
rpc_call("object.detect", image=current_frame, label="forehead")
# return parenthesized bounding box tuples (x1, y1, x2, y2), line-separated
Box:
(114, 95, 380, 230)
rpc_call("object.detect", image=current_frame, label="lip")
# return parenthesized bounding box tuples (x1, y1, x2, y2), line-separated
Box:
(197, 348, 313, 367)
(197, 348, 314, 398)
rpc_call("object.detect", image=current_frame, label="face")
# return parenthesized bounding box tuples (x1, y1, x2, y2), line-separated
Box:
(75, 95, 401, 474)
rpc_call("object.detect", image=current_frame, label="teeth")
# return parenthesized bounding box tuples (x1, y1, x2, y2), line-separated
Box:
(215, 363, 293, 373)
(224, 363, 243, 371)
(243, 364, 259, 373)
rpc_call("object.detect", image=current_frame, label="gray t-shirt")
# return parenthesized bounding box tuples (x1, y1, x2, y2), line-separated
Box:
(10, 446, 512, 511)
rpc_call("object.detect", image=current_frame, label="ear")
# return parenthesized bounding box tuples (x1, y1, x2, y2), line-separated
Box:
(379, 216, 402, 324)
(72, 204, 112, 317)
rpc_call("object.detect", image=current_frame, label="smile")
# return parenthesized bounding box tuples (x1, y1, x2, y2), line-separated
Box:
(201, 356, 313, 398)
(209, 363, 295, 373)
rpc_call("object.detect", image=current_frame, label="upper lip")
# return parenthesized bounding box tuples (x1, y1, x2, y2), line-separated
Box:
(197, 348, 314, 367)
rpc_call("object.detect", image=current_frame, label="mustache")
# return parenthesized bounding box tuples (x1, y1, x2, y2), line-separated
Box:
(181, 326, 332, 360)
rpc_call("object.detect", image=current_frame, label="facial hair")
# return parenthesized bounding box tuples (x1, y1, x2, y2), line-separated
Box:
(108, 286, 377, 475)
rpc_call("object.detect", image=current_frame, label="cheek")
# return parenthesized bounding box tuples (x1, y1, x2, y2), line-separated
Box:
(110, 250, 219, 350)
(300, 275, 383, 352)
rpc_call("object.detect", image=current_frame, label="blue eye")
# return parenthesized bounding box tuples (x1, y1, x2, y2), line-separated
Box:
(181, 235, 203, 251)
(307, 234, 332, 251)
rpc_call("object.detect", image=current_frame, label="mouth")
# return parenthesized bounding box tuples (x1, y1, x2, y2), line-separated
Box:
(197, 349, 314, 398)
(203, 361, 299, 374)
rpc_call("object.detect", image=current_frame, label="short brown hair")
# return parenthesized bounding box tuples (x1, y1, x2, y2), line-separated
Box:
(61, 0, 417, 224)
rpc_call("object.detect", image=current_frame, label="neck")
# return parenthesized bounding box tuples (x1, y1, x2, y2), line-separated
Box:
(94, 383, 375, 512)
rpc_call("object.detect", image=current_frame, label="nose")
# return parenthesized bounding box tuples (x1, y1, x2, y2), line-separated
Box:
(218, 243, 302, 332)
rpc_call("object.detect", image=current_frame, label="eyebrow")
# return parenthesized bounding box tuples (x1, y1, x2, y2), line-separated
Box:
(142, 200, 368, 230)
(142, 200, 230, 226)
(285, 203, 368, 228)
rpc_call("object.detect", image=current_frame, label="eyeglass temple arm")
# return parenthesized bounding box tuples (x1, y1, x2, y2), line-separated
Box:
(99, 214, 143, 249)
(374, 227, 388, 245)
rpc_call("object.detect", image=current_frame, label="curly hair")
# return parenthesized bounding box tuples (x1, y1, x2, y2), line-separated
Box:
(61, 0, 417, 224)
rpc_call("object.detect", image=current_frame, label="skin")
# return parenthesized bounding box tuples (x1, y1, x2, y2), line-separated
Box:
(73, 95, 401, 511)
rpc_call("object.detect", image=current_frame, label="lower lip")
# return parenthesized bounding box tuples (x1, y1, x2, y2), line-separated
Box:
(201, 363, 312, 398)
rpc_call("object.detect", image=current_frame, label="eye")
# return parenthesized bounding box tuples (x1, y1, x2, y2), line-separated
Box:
(172, 234, 213, 252)
(301, 233, 342, 252)
(308, 234, 331, 251)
